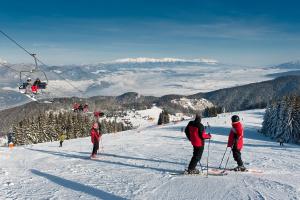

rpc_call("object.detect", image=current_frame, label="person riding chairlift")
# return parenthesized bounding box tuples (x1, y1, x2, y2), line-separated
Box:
(83, 103, 89, 112)
(31, 78, 41, 94)
(25, 77, 32, 94)
(73, 103, 80, 112)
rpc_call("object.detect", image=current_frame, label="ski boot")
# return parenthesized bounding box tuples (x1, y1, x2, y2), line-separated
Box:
(233, 165, 246, 172)
(187, 168, 201, 174)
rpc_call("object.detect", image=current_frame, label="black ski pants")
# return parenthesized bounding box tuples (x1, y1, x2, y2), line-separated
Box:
(232, 146, 243, 167)
(92, 140, 99, 155)
(188, 146, 204, 170)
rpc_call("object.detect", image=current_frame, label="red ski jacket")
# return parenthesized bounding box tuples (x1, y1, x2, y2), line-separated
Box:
(185, 121, 211, 147)
(31, 85, 38, 93)
(91, 128, 101, 144)
(227, 121, 244, 150)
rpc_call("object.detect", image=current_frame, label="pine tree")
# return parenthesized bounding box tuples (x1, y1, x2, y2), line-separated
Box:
(262, 96, 300, 143)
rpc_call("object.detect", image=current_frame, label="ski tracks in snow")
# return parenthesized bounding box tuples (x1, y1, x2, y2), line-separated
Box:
(240, 176, 299, 200)
(1, 109, 300, 200)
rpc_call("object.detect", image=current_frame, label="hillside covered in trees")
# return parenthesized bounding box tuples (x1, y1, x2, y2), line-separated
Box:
(262, 95, 300, 144)
(12, 111, 131, 145)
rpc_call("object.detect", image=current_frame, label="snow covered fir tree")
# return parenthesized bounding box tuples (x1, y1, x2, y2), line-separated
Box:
(157, 110, 170, 125)
(262, 95, 300, 144)
(12, 111, 132, 145)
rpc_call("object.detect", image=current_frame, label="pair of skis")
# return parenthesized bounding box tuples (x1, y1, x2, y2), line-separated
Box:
(177, 166, 262, 177)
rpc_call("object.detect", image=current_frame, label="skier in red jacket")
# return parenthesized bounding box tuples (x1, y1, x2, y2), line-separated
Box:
(185, 114, 212, 174)
(90, 122, 101, 159)
(227, 115, 246, 171)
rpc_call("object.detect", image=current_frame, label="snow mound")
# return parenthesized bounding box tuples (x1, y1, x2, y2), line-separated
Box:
(171, 97, 214, 110)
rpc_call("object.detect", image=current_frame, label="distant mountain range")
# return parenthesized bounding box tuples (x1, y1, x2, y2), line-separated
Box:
(0, 58, 299, 110)
(112, 57, 218, 64)
(275, 60, 300, 69)
(1, 74, 300, 132)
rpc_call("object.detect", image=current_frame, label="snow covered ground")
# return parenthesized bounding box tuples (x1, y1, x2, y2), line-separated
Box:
(1, 109, 300, 200)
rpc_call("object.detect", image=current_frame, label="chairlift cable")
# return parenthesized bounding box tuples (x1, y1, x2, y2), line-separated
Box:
(0, 29, 36, 60)
(0, 29, 85, 95)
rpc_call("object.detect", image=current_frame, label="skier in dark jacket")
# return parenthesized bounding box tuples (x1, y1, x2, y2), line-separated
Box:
(185, 114, 212, 174)
(227, 115, 246, 171)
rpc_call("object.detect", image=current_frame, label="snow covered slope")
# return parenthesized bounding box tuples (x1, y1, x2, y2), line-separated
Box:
(1, 109, 300, 200)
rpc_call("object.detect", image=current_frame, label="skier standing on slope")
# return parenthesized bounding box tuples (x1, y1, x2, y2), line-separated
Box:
(227, 115, 246, 171)
(90, 122, 101, 159)
(58, 133, 66, 147)
(185, 114, 212, 174)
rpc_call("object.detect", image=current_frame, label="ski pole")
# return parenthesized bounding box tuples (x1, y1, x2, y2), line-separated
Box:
(206, 138, 211, 178)
(223, 147, 232, 171)
(100, 137, 104, 153)
(218, 147, 228, 169)
(198, 162, 204, 174)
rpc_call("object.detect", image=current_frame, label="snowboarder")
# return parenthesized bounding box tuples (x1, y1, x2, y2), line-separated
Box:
(90, 122, 101, 159)
(227, 115, 246, 171)
(58, 133, 66, 147)
(185, 114, 212, 174)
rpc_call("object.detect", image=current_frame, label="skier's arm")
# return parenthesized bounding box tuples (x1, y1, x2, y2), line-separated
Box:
(90, 129, 95, 143)
(202, 129, 212, 139)
(184, 124, 190, 141)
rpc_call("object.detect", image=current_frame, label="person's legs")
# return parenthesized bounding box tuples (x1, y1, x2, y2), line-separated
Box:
(95, 140, 99, 154)
(188, 146, 204, 171)
(232, 147, 245, 170)
(92, 140, 99, 156)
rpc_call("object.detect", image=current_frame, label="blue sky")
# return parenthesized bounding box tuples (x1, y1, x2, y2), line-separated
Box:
(0, 0, 300, 65)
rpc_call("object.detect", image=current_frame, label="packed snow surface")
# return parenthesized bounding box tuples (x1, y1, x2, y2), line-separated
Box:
(1, 109, 300, 200)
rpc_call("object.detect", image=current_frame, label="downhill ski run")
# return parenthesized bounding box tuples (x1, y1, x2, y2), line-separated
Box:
(1, 109, 300, 200)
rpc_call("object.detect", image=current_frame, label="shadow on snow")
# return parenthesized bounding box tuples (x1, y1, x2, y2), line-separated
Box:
(78, 152, 185, 165)
(27, 148, 183, 174)
(31, 169, 127, 200)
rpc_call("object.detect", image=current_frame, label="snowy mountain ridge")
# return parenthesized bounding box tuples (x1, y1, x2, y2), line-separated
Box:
(171, 97, 214, 111)
(276, 60, 300, 69)
(113, 57, 218, 64)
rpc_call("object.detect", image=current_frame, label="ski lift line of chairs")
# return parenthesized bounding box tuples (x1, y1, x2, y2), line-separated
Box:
(94, 111, 105, 118)
(73, 103, 89, 113)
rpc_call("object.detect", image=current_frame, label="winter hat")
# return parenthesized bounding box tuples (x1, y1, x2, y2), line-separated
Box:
(231, 115, 240, 123)
(195, 114, 201, 122)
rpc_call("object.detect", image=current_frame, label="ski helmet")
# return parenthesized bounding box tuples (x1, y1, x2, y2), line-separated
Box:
(231, 115, 240, 122)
